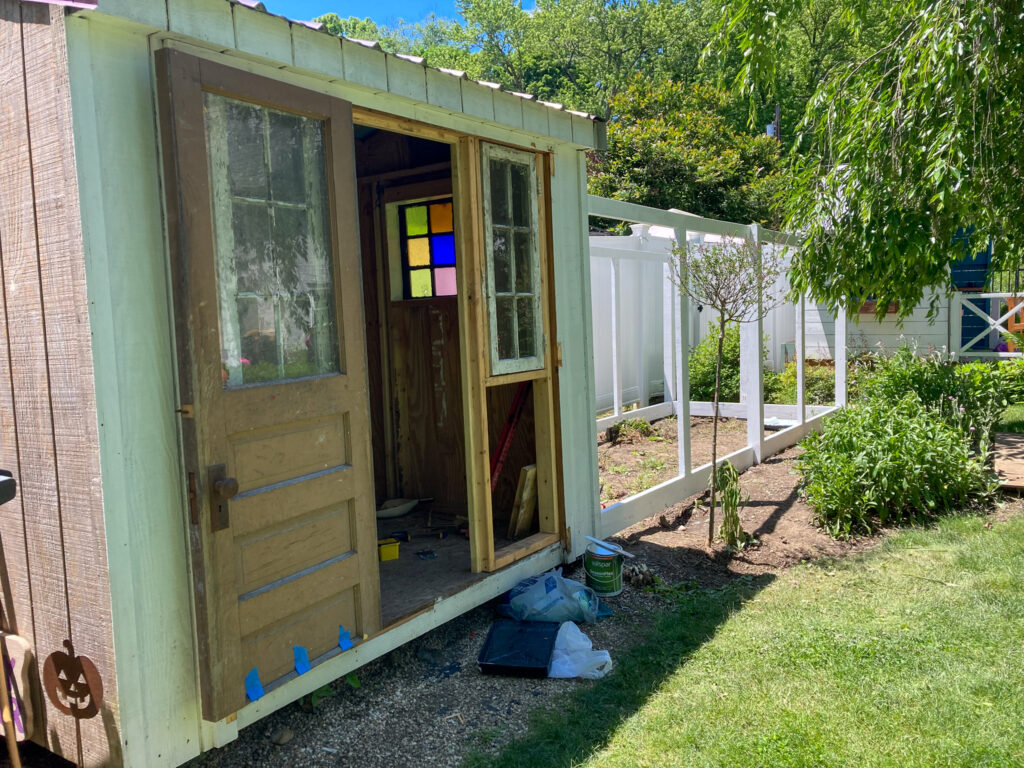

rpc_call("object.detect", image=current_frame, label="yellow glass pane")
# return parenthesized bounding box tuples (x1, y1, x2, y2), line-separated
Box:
(429, 202, 453, 233)
(409, 269, 432, 297)
(405, 205, 428, 236)
(407, 237, 431, 266)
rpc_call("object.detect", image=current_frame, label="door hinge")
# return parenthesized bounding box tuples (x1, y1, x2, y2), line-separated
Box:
(556, 342, 563, 367)
(564, 526, 572, 553)
(176, 403, 195, 419)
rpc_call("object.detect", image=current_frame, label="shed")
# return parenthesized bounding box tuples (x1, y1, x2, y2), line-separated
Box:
(0, 0, 604, 763)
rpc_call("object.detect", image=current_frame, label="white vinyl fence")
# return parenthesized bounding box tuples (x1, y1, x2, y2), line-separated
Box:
(587, 196, 847, 540)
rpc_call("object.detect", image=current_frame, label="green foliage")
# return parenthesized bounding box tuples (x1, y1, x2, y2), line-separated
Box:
(857, 347, 1007, 455)
(997, 357, 1024, 404)
(769, 360, 835, 405)
(797, 396, 992, 537)
(714, 460, 750, 549)
(606, 417, 654, 445)
(589, 81, 785, 226)
(689, 323, 741, 402)
(713, 0, 1024, 317)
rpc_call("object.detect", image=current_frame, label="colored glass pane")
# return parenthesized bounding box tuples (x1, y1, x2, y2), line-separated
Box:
(432, 234, 456, 265)
(407, 237, 431, 266)
(405, 205, 429, 236)
(429, 202, 453, 233)
(435, 267, 457, 296)
(409, 269, 433, 297)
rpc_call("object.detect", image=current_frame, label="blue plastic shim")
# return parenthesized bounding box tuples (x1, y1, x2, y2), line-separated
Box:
(244, 668, 264, 702)
(338, 626, 354, 651)
(294, 646, 311, 675)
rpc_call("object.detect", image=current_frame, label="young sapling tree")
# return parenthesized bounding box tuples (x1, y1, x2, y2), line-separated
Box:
(670, 236, 784, 545)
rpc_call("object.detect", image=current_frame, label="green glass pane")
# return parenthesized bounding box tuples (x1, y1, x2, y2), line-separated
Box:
(405, 205, 429, 236)
(409, 269, 433, 298)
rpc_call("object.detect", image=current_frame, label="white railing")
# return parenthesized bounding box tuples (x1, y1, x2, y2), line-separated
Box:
(588, 195, 848, 538)
(951, 292, 1024, 359)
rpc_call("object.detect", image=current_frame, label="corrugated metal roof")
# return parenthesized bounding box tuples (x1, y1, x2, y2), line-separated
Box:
(223, 0, 602, 124)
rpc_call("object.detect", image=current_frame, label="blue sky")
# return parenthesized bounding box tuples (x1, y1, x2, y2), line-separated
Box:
(261, 0, 461, 26)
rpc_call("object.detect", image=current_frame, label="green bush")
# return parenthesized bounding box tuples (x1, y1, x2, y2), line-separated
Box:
(769, 360, 835, 405)
(998, 357, 1024, 403)
(689, 323, 742, 402)
(688, 323, 775, 403)
(797, 395, 993, 537)
(856, 346, 1006, 454)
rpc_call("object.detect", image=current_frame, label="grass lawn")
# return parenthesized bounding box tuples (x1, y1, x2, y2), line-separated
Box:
(996, 403, 1024, 433)
(464, 512, 1024, 768)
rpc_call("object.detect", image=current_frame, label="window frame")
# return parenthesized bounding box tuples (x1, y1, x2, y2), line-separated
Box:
(481, 143, 545, 376)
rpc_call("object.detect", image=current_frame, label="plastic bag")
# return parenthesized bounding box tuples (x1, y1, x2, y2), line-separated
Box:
(505, 568, 600, 624)
(548, 622, 612, 679)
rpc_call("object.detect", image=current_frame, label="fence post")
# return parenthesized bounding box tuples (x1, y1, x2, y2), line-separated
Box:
(741, 224, 765, 462)
(672, 228, 691, 476)
(610, 258, 622, 416)
(796, 292, 806, 424)
(950, 292, 962, 360)
(636, 260, 649, 409)
(834, 302, 848, 407)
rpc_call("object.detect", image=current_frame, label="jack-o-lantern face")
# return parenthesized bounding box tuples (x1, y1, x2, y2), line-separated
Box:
(42, 640, 103, 720)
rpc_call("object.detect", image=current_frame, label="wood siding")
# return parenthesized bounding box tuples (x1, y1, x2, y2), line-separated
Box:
(0, 3, 117, 766)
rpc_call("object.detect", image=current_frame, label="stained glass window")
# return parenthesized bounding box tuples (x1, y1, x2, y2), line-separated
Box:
(398, 198, 457, 299)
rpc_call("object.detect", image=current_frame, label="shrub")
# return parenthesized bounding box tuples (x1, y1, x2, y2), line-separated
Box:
(769, 360, 835, 405)
(688, 323, 775, 403)
(998, 357, 1024, 403)
(797, 395, 993, 537)
(606, 417, 654, 444)
(689, 323, 742, 402)
(856, 346, 1006, 454)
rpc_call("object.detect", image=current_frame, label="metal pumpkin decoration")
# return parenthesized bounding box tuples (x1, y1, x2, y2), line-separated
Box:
(42, 640, 103, 720)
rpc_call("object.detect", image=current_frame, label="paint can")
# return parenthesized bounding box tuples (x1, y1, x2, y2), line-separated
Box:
(584, 543, 623, 597)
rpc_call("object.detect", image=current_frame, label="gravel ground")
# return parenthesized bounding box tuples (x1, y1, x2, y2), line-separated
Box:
(188, 559, 665, 768)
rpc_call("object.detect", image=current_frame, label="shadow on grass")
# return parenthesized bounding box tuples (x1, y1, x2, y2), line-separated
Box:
(462, 560, 774, 768)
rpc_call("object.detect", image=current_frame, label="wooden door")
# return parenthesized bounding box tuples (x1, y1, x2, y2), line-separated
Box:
(157, 50, 379, 720)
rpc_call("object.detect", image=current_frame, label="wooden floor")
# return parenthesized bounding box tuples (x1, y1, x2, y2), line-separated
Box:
(994, 433, 1024, 489)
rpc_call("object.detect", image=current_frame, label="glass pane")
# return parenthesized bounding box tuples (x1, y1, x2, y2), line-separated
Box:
(407, 237, 431, 267)
(405, 205, 429, 236)
(435, 267, 457, 296)
(232, 202, 272, 294)
(432, 234, 456, 266)
(489, 159, 509, 225)
(493, 228, 512, 293)
(223, 100, 267, 198)
(268, 110, 307, 204)
(517, 297, 536, 357)
(514, 231, 533, 294)
(429, 202, 453, 233)
(510, 163, 531, 226)
(496, 296, 516, 359)
(409, 269, 433, 298)
(205, 93, 339, 388)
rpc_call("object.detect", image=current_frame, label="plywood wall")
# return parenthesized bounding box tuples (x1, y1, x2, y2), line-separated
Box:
(0, 3, 118, 765)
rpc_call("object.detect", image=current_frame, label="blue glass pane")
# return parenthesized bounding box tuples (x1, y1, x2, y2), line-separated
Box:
(432, 234, 456, 265)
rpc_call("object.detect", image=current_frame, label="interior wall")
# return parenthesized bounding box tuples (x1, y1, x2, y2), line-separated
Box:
(355, 130, 466, 511)
(486, 384, 538, 538)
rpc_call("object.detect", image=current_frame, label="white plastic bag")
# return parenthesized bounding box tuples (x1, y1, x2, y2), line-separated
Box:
(506, 568, 600, 624)
(548, 622, 612, 679)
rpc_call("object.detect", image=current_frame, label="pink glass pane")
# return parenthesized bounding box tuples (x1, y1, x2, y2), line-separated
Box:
(435, 267, 457, 296)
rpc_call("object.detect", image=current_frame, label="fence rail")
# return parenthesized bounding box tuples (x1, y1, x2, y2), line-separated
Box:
(587, 195, 847, 537)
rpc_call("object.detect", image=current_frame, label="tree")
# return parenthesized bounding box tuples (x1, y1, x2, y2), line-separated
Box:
(589, 80, 786, 226)
(669, 239, 783, 545)
(710, 0, 1024, 319)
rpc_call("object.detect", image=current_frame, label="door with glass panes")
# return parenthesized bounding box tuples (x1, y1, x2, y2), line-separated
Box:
(157, 50, 380, 720)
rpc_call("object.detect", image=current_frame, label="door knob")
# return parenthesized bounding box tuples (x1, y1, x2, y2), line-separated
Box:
(214, 476, 239, 499)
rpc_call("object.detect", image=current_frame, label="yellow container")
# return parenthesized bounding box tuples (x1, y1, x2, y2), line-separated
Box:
(378, 538, 399, 562)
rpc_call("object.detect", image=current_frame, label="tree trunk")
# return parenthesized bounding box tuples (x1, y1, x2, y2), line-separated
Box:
(709, 316, 725, 546)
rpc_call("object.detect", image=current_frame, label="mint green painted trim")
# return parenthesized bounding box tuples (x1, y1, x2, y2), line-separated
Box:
(67, 17, 202, 767)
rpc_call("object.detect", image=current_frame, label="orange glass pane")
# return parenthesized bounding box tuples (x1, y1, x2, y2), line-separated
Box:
(429, 201, 453, 233)
(407, 237, 431, 267)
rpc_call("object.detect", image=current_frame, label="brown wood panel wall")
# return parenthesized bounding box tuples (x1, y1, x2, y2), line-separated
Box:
(0, 3, 118, 765)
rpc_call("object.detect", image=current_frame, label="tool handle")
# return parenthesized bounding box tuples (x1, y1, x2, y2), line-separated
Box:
(585, 535, 635, 558)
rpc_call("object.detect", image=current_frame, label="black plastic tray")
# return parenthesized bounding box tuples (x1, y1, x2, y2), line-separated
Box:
(477, 619, 560, 678)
